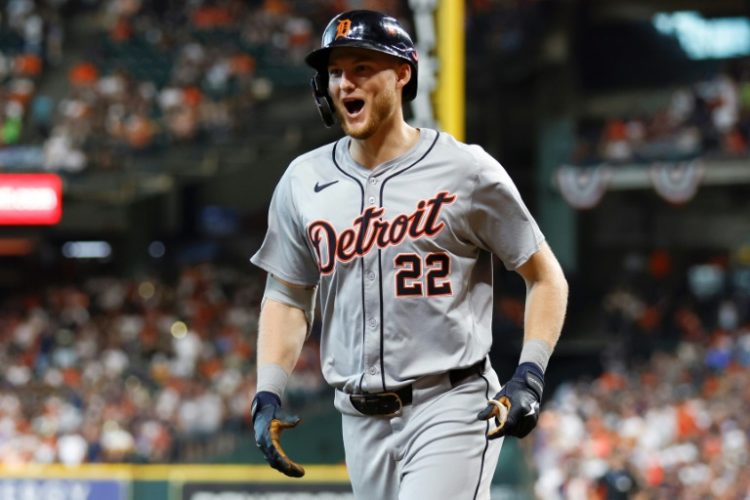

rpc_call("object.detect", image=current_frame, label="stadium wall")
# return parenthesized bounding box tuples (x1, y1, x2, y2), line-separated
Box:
(0, 464, 352, 500)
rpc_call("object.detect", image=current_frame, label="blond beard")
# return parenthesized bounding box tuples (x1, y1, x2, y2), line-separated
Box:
(337, 86, 398, 140)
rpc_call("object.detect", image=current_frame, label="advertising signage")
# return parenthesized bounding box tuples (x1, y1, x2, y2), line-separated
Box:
(181, 482, 354, 500)
(0, 478, 127, 500)
(0, 173, 62, 225)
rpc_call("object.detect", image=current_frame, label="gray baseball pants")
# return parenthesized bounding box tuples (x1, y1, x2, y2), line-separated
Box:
(334, 363, 503, 500)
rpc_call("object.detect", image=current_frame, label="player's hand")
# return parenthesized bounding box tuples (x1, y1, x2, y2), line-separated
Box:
(251, 391, 305, 477)
(477, 362, 544, 439)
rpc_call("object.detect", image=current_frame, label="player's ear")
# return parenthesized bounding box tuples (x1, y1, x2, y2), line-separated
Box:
(395, 62, 412, 92)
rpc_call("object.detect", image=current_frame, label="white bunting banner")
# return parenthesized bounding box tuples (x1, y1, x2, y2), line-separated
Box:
(555, 165, 611, 210)
(649, 160, 704, 204)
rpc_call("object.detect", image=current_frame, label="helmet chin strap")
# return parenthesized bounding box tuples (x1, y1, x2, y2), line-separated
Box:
(310, 74, 336, 127)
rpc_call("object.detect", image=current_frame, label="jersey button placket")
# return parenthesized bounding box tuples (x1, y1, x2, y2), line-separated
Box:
(362, 182, 381, 390)
(362, 256, 381, 390)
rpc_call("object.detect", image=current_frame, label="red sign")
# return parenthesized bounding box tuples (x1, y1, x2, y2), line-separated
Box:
(0, 174, 62, 225)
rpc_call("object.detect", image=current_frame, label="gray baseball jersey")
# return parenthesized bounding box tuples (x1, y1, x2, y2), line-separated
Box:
(251, 128, 544, 394)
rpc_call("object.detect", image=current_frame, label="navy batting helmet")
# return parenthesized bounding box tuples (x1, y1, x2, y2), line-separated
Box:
(305, 10, 419, 126)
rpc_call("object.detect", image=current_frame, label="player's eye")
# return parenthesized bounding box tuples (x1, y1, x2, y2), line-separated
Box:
(328, 68, 342, 78)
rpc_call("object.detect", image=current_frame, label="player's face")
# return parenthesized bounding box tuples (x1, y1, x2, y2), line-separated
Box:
(327, 48, 409, 140)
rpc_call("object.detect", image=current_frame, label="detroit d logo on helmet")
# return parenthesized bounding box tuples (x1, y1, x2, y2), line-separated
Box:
(335, 19, 352, 39)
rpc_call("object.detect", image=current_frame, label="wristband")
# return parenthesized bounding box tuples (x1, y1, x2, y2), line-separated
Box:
(518, 338, 553, 373)
(257, 363, 289, 397)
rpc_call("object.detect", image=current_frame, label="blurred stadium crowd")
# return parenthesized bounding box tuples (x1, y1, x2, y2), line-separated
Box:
(0, 0, 541, 171)
(0, 264, 323, 464)
(5, 0, 750, 170)
(1, 0, 407, 170)
(573, 68, 750, 166)
(1, 1, 750, 499)
(532, 252, 750, 499)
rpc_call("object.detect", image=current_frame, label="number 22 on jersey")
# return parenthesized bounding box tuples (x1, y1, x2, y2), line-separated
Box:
(394, 252, 452, 297)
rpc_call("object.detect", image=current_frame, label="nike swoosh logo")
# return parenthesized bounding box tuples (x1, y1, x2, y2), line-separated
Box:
(314, 180, 339, 193)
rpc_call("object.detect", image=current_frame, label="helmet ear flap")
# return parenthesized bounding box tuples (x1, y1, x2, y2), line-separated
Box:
(310, 73, 336, 127)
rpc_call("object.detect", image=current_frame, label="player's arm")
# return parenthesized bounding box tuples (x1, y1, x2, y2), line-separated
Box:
(258, 294, 308, 376)
(252, 274, 317, 477)
(478, 242, 568, 438)
(515, 241, 568, 361)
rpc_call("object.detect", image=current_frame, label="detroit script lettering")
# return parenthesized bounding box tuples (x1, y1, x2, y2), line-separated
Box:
(307, 191, 457, 274)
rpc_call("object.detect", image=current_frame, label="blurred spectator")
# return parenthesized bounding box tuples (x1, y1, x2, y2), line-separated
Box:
(68, 62, 100, 88)
(600, 119, 632, 163)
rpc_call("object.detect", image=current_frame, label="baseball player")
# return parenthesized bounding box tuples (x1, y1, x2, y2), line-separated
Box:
(250, 10, 568, 500)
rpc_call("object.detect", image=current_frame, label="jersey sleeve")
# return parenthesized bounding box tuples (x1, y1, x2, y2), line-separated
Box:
(250, 171, 319, 286)
(467, 147, 545, 270)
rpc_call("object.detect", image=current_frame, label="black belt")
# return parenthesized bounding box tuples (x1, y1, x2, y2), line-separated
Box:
(349, 359, 486, 417)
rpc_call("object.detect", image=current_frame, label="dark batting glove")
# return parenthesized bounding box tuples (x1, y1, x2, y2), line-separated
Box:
(477, 362, 544, 439)
(251, 391, 305, 477)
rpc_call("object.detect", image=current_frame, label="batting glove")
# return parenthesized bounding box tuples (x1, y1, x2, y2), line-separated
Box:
(251, 391, 305, 477)
(477, 362, 544, 439)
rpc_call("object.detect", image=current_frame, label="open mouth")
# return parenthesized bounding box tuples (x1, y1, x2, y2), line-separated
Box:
(343, 99, 365, 114)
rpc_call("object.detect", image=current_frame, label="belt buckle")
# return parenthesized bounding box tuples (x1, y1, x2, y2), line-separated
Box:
(350, 392, 403, 417)
(377, 391, 403, 418)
